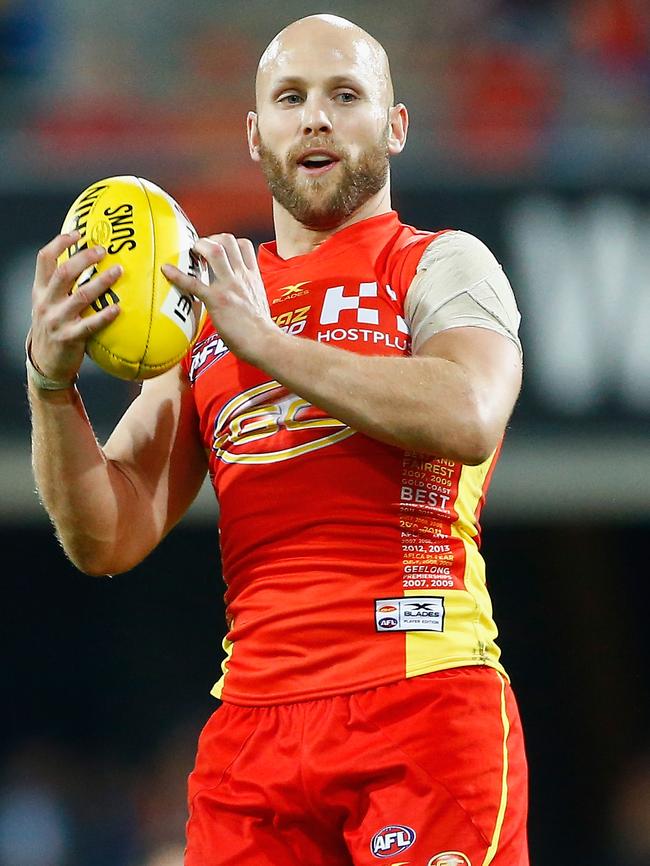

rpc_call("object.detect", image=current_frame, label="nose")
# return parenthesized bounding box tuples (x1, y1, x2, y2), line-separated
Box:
(301, 95, 333, 136)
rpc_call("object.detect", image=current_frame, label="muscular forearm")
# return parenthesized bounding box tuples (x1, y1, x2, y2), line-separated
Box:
(28, 383, 144, 574)
(254, 328, 493, 463)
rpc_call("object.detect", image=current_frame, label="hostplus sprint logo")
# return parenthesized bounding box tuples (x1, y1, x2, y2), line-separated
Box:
(321, 282, 381, 325)
(317, 281, 409, 351)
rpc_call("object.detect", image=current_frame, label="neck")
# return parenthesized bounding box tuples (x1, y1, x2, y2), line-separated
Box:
(272, 179, 393, 260)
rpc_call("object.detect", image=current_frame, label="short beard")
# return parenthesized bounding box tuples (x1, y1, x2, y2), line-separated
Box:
(257, 131, 390, 230)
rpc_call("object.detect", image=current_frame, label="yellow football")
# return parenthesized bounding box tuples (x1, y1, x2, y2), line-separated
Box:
(59, 175, 207, 380)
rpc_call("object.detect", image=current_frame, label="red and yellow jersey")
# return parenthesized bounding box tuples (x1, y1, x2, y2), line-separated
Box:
(184, 211, 508, 706)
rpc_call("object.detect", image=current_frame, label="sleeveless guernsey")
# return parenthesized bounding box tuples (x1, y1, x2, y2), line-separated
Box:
(183, 211, 507, 706)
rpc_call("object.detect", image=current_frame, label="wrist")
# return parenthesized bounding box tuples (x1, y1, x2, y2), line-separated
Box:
(239, 320, 290, 368)
(260, 323, 297, 373)
(25, 333, 79, 391)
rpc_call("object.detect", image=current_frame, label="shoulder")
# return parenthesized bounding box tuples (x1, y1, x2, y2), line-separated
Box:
(404, 230, 521, 355)
(383, 224, 452, 299)
(416, 230, 503, 280)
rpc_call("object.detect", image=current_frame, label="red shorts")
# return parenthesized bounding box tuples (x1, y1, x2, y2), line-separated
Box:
(185, 667, 528, 866)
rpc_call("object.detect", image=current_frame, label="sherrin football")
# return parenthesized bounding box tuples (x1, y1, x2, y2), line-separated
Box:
(59, 175, 207, 380)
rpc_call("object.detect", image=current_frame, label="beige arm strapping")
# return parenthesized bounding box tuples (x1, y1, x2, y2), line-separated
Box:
(404, 230, 522, 356)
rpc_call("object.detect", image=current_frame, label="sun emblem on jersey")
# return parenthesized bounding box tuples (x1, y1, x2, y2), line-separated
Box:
(272, 282, 310, 304)
(427, 853, 471, 866)
(212, 380, 355, 464)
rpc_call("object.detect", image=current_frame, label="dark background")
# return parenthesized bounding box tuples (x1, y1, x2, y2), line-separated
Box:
(5, 522, 649, 863)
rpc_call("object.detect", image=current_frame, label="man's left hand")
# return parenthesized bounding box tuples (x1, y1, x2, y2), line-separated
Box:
(162, 233, 276, 364)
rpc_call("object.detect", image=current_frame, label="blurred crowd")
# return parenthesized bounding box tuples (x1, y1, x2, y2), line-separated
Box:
(0, 0, 649, 210)
(1, 729, 650, 865)
(0, 722, 198, 866)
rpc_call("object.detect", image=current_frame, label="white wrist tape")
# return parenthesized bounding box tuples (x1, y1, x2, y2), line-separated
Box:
(25, 336, 78, 391)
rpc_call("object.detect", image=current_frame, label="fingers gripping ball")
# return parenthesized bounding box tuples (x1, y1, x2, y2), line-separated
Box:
(59, 176, 207, 380)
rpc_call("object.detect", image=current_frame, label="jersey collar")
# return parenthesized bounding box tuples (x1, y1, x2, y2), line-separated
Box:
(258, 211, 401, 271)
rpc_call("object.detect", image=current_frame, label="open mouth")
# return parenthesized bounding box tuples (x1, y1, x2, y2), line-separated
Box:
(297, 151, 340, 175)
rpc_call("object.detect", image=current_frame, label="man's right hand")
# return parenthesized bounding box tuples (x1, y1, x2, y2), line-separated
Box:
(29, 231, 123, 384)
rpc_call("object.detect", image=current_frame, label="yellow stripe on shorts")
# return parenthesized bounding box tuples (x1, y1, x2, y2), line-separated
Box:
(481, 672, 510, 866)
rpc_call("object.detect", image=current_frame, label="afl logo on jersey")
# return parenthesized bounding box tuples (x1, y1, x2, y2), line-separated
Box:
(378, 617, 398, 629)
(371, 825, 416, 858)
(189, 333, 229, 381)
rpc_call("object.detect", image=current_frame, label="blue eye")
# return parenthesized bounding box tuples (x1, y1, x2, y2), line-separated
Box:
(336, 92, 357, 103)
(279, 93, 302, 105)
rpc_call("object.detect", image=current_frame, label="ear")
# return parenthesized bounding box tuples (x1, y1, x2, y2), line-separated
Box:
(247, 111, 261, 162)
(387, 103, 408, 156)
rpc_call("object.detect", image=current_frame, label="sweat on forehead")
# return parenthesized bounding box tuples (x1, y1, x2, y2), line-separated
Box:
(255, 14, 394, 106)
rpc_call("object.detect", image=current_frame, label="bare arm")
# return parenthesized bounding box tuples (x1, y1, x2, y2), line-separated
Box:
(29, 368, 207, 575)
(28, 233, 207, 576)
(164, 234, 522, 464)
(245, 324, 521, 463)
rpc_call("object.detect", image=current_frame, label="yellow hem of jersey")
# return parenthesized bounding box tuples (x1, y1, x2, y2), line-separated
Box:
(404, 656, 509, 682)
(481, 671, 510, 866)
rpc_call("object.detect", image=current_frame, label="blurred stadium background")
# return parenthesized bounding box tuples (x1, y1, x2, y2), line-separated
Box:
(2, 0, 650, 863)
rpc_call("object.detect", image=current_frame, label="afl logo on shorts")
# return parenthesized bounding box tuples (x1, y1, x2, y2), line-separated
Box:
(427, 853, 471, 866)
(370, 825, 416, 858)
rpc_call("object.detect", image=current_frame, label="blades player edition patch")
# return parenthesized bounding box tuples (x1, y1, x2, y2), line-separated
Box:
(375, 597, 445, 632)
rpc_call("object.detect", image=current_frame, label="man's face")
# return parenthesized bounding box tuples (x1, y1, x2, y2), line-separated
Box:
(251, 25, 394, 230)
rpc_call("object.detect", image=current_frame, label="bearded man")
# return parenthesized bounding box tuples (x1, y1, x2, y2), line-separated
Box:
(27, 14, 528, 866)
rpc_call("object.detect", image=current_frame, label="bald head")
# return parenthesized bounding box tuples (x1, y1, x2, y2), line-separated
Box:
(248, 14, 408, 233)
(256, 14, 394, 109)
